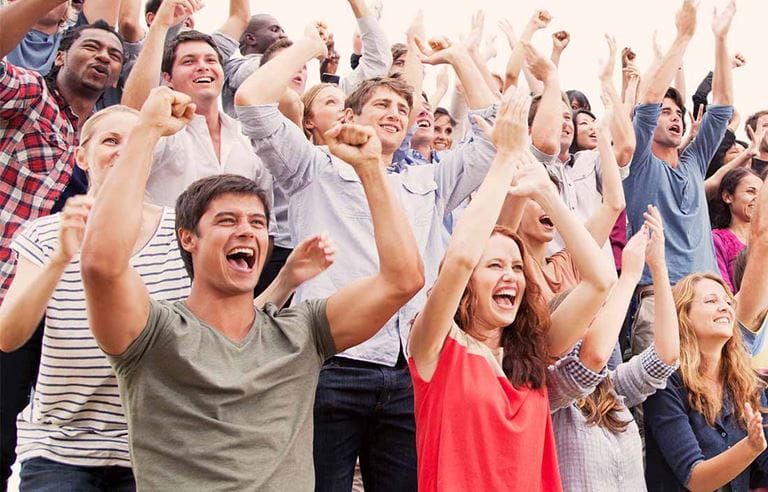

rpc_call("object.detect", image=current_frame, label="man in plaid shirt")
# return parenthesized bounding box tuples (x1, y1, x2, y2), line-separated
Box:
(0, 0, 125, 303)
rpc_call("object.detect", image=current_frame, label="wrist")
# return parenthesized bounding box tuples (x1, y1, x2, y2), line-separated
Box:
(50, 250, 73, 268)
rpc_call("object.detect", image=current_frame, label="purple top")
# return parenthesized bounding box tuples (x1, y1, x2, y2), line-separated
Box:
(712, 228, 745, 293)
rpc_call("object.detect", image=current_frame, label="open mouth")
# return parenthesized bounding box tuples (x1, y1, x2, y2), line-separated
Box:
(194, 76, 214, 84)
(434, 139, 448, 150)
(89, 64, 109, 76)
(380, 123, 400, 134)
(669, 124, 681, 135)
(225, 247, 256, 272)
(714, 316, 732, 325)
(492, 288, 517, 309)
(539, 215, 554, 229)
(291, 75, 305, 86)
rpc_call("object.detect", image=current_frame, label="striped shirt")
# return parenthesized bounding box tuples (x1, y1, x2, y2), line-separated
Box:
(12, 207, 190, 467)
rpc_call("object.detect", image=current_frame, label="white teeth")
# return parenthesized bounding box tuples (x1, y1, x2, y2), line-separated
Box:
(227, 247, 254, 256)
(381, 124, 398, 133)
(715, 317, 731, 324)
(495, 289, 517, 297)
(194, 77, 213, 83)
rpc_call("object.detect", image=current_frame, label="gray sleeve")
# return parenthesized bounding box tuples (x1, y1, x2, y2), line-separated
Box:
(236, 103, 328, 195)
(612, 344, 678, 409)
(119, 40, 144, 84)
(306, 298, 336, 360)
(107, 299, 177, 379)
(228, 56, 261, 92)
(211, 31, 239, 62)
(433, 104, 498, 214)
(339, 15, 392, 95)
(547, 347, 607, 412)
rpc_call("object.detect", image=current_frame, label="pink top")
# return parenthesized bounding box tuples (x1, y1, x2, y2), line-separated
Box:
(410, 325, 562, 492)
(712, 228, 745, 293)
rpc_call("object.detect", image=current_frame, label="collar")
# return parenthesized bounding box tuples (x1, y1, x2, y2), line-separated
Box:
(44, 77, 81, 131)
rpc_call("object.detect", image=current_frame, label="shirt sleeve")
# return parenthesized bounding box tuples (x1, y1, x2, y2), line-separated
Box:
(236, 103, 328, 195)
(0, 60, 45, 119)
(229, 56, 261, 92)
(612, 344, 678, 409)
(683, 104, 733, 177)
(433, 104, 498, 214)
(268, 298, 336, 362)
(211, 31, 239, 63)
(9, 219, 49, 268)
(338, 15, 392, 95)
(547, 341, 607, 412)
(628, 104, 662, 173)
(643, 373, 707, 487)
(107, 299, 178, 379)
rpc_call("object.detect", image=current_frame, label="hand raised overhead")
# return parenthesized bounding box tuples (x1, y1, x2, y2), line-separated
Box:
(138, 87, 196, 136)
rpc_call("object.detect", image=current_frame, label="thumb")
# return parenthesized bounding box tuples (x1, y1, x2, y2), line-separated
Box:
(323, 123, 343, 144)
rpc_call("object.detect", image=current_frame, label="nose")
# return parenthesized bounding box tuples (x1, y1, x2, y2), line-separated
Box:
(235, 219, 255, 237)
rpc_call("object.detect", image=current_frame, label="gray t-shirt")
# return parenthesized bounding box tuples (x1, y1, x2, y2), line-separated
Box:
(108, 298, 336, 491)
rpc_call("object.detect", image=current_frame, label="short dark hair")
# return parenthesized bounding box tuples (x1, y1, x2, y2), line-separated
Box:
(390, 43, 407, 62)
(434, 107, 456, 127)
(46, 20, 125, 87)
(175, 175, 270, 280)
(566, 90, 591, 112)
(161, 30, 224, 75)
(260, 38, 293, 66)
(145, 0, 162, 15)
(745, 110, 768, 134)
(528, 92, 571, 127)
(345, 76, 413, 115)
(663, 87, 688, 134)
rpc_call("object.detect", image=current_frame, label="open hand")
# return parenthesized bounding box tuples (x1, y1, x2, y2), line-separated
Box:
(498, 19, 517, 49)
(415, 37, 465, 66)
(744, 402, 767, 453)
(139, 87, 196, 136)
(282, 233, 336, 287)
(324, 123, 382, 171)
(712, 0, 736, 38)
(599, 34, 617, 83)
(642, 205, 667, 271)
(675, 0, 698, 39)
(621, 224, 649, 282)
(523, 41, 557, 83)
(508, 152, 557, 200)
(473, 85, 531, 155)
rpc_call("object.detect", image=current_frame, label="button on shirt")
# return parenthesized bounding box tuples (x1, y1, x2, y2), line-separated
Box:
(623, 103, 732, 285)
(644, 371, 768, 491)
(238, 103, 497, 366)
(144, 111, 272, 211)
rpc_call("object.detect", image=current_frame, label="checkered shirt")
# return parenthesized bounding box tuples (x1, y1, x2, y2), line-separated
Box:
(0, 60, 79, 303)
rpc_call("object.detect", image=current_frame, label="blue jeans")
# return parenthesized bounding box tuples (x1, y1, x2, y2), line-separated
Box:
(19, 458, 135, 492)
(313, 355, 416, 492)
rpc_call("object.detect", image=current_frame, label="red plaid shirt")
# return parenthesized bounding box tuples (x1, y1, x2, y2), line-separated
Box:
(0, 60, 80, 303)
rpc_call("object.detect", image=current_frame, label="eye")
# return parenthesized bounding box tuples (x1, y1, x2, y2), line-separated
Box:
(512, 264, 524, 272)
(251, 219, 267, 228)
(488, 262, 502, 270)
(102, 137, 119, 145)
(219, 217, 236, 225)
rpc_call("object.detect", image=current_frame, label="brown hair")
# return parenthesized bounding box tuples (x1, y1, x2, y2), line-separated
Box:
(746, 110, 768, 134)
(390, 42, 407, 63)
(576, 378, 631, 432)
(344, 76, 413, 116)
(674, 272, 765, 428)
(454, 226, 552, 388)
(161, 30, 223, 75)
(259, 38, 293, 66)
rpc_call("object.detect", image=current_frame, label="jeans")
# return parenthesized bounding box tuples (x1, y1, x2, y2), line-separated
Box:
(19, 458, 134, 492)
(1, 321, 43, 491)
(313, 354, 417, 492)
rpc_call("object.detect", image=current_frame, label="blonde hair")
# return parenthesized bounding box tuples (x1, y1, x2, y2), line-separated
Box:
(300, 83, 337, 139)
(674, 272, 765, 428)
(576, 377, 630, 433)
(79, 105, 139, 147)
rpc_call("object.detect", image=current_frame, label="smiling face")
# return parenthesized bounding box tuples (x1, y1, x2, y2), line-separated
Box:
(723, 173, 763, 224)
(687, 278, 736, 342)
(559, 102, 575, 155)
(57, 28, 124, 97)
(346, 86, 410, 155)
(433, 114, 454, 151)
(468, 234, 527, 330)
(165, 40, 224, 104)
(180, 193, 269, 295)
(653, 97, 684, 148)
(574, 112, 597, 151)
(412, 96, 434, 148)
(518, 199, 556, 246)
(75, 109, 139, 191)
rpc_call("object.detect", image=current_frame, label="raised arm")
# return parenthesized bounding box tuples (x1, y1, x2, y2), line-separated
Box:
(217, 0, 250, 41)
(235, 25, 326, 107)
(463, 11, 502, 99)
(550, 31, 570, 68)
(118, 0, 145, 42)
(338, 0, 393, 95)
(500, 10, 551, 91)
(526, 42, 562, 156)
(429, 67, 449, 108)
(584, 118, 626, 247)
(81, 88, 195, 355)
(82, 0, 121, 25)
(711, 0, 735, 106)
(600, 35, 636, 166)
(704, 125, 759, 199)
(0, 0, 67, 60)
(0, 197, 92, 352)
(641, 0, 696, 104)
(409, 87, 530, 380)
(736, 176, 768, 330)
(121, 0, 199, 109)
(323, 125, 424, 352)
(401, 12, 425, 122)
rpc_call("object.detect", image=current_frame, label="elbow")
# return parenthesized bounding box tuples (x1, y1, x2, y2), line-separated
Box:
(594, 270, 617, 295)
(400, 260, 426, 298)
(578, 350, 609, 374)
(80, 247, 125, 284)
(0, 336, 21, 354)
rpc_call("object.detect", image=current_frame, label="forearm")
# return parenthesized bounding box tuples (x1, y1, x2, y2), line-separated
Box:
(539, 190, 616, 288)
(550, 48, 562, 67)
(712, 36, 733, 105)
(468, 49, 501, 100)
(118, 0, 144, 42)
(254, 272, 295, 310)
(402, 38, 424, 122)
(236, 39, 323, 106)
(687, 439, 762, 492)
(82, 0, 120, 25)
(530, 74, 563, 155)
(497, 194, 526, 231)
(673, 65, 686, 102)
(347, 0, 369, 18)
(121, 23, 167, 109)
(0, 259, 66, 352)
(605, 82, 637, 166)
(736, 185, 768, 329)
(704, 150, 752, 199)
(579, 273, 638, 372)
(0, 0, 66, 59)
(81, 126, 162, 275)
(650, 263, 679, 365)
(358, 164, 422, 285)
(429, 83, 448, 109)
(217, 0, 250, 40)
(585, 134, 625, 247)
(503, 24, 535, 91)
(642, 35, 692, 103)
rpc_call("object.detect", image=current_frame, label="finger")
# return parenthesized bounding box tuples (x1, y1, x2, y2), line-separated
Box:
(697, 104, 704, 121)
(413, 37, 431, 58)
(323, 123, 343, 144)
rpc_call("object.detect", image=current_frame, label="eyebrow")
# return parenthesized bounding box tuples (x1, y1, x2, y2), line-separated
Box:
(213, 211, 267, 219)
(81, 38, 124, 58)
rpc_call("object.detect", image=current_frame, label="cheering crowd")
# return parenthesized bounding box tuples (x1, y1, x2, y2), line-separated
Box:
(1, 0, 768, 490)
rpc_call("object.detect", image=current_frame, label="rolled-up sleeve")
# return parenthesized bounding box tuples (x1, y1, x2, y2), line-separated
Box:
(613, 344, 678, 409)
(547, 342, 607, 412)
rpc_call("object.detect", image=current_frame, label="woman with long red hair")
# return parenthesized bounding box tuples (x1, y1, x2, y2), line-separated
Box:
(408, 87, 616, 491)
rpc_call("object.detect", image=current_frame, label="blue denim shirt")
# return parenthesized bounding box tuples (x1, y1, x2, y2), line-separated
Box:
(644, 371, 768, 491)
(623, 103, 733, 285)
(237, 103, 497, 366)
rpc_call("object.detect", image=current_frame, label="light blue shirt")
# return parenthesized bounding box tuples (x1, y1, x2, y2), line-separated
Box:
(623, 103, 732, 285)
(6, 29, 61, 75)
(237, 103, 497, 366)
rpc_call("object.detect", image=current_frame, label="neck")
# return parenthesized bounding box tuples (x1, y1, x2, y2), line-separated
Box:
(312, 129, 327, 146)
(185, 285, 256, 342)
(699, 341, 725, 380)
(728, 217, 751, 243)
(522, 235, 548, 264)
(411, 140, 432, 162)
(758, 150, 768, 162)
(195, 98, 220, 129)
(56, 79, 100, 122)
(652, 141, 680, 167)
(468, 319, 504, 351)
(558, 148, 570, 163)
(382, 150, 395, 166)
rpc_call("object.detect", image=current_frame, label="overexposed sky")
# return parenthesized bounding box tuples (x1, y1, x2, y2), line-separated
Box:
(200, 0, 760, 140)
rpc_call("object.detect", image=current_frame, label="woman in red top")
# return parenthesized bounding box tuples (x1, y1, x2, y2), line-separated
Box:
(408, 87, 617, 491)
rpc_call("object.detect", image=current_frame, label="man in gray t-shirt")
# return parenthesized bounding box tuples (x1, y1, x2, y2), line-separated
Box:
(81, 87, 424, 490)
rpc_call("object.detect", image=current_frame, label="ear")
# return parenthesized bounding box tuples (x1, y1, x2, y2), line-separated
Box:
(162, 72, 173, 88)
(54, 50, 65, 68)
(243, 32, 255, 45)
(722, 192, 734, 204)
(343, 107, 355, 123)
(178, 228, 198, 255)
(75, 146, 89, 172)
(145, 12, 155, 26)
